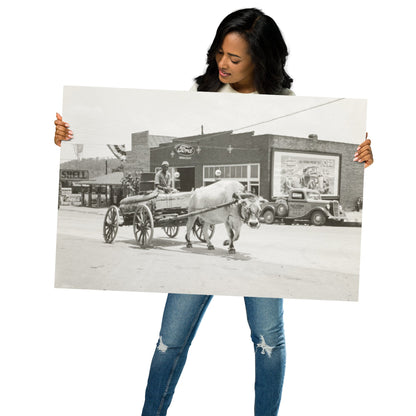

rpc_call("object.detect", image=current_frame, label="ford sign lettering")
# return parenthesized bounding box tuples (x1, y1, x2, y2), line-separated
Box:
(175, 144, 195, 156)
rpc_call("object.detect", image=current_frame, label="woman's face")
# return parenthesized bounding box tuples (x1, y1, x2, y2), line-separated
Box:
(216, 32, 256, 93)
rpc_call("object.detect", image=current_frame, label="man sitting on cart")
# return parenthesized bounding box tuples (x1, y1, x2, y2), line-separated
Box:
(155, 161, 174, 193)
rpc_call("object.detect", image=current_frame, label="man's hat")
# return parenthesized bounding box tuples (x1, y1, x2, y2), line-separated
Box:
(161, 161, 169, 167)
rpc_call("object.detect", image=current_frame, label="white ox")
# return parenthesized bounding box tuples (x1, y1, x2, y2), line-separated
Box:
(185, 180, 262, 254)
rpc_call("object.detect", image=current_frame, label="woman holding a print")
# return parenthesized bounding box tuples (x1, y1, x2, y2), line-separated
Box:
(54, 8, 373, 416)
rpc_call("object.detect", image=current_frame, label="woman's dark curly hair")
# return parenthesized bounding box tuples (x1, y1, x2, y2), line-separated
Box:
(195, 8, 293, 94)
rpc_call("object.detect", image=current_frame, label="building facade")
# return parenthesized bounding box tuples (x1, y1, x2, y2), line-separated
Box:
(125, 130, 364, 211)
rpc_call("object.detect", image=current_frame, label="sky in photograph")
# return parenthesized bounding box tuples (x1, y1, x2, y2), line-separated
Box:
(60, 86, 367, 162)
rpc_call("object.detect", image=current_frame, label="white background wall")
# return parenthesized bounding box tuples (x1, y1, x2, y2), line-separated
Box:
(1, 1, 415, 415)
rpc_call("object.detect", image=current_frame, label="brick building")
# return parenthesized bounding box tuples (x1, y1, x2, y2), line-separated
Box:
(125, 130, 364, 211)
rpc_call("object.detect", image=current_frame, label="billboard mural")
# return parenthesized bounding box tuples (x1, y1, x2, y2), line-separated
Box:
(272, 151, 340, 198)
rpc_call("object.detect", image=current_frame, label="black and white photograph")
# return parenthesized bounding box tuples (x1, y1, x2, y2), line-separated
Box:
(56, 87, 366, 301)
(2, 1, 416, 416)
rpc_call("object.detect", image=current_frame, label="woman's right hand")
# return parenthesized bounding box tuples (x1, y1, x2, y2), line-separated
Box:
(54, 113, 73, 146)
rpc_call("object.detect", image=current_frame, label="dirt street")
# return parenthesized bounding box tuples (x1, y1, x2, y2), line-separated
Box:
(55, 207, 361, 301)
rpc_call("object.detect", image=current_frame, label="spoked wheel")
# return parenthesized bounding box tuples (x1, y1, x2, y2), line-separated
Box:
(103, 205, 119, 243)
(133, 204, 154, 247)
(163, 224, 180, 238)
(193, 218, 215, 242)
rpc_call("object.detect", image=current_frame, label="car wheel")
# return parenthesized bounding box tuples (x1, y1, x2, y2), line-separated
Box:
(310, 211, 327, 226)
(263, 210, 275, 224)
(276, 202, 289, 217)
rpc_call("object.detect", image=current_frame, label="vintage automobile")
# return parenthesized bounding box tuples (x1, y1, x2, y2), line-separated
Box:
(260, 188, 346, 226)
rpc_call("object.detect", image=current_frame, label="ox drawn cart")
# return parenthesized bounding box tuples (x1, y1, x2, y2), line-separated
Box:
(103, 190, 234, 248)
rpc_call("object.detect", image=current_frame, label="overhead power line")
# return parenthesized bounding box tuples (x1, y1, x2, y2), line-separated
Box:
(232, 98, 346, 132)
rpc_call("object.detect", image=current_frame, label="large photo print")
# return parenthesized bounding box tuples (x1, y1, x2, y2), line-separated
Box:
(56, 87, 366, 301)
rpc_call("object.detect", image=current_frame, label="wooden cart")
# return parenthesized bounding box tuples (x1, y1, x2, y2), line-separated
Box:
(103, 190, 230, 248)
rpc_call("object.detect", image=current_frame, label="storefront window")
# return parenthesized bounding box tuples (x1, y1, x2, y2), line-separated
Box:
(250, 164, 258, 178)
(203, 163, 260, 194)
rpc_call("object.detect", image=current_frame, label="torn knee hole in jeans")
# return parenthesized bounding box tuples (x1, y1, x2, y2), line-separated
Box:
(256, 335, 274, 358)
(157, 336, 168, 353)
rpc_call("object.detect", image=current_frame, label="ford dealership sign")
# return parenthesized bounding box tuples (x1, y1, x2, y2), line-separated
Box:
(175, 144, 195, 156)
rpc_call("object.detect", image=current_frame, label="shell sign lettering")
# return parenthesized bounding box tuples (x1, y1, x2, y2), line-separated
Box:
(174, 144, 195, 159)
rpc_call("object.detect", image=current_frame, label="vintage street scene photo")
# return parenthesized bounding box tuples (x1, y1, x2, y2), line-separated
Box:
(56, 87, 366, 301)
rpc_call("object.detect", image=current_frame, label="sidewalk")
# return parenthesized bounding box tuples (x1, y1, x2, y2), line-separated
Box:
(342, 211, 362, 227)
(59, 205, 108, 216)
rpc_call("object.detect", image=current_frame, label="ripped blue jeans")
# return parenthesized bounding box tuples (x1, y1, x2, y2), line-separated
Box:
(141, 294, 285, 416)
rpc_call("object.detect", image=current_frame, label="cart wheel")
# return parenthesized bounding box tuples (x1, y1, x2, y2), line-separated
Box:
(193, 218, 215, 242)
(133, 204, 154, 247)
(163, 225, 180, 238)
(103, 205, 119, 243)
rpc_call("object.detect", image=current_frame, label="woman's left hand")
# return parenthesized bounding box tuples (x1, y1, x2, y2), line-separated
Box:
(354, 133, 373, 168)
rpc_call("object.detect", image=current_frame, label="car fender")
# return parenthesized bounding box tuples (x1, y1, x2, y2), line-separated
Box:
(308, 207, 331, 218)
(261, 204, 276, 216)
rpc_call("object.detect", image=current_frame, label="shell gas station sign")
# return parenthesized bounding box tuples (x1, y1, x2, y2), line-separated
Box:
(60, 170, 89, 180)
